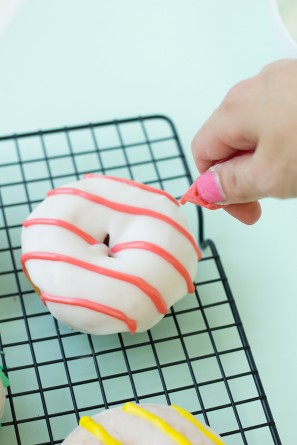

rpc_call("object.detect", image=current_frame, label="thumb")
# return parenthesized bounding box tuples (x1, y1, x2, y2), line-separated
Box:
(196, 152, 262, 204)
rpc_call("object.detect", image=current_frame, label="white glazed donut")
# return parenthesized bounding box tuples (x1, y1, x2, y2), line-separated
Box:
(0, 381, 5, 421)
(62, 402, 224, 445)
(0, 368, 9, 421)
(21, 175, 200, 335)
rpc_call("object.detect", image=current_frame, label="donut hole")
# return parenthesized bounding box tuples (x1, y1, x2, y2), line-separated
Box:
(103, 233, 110, 247)
(103, 233, 112, 257)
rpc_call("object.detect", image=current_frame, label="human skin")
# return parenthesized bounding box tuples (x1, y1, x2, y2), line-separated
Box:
(191, 59, 297, 224)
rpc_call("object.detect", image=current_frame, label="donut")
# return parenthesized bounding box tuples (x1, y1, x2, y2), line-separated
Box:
(21, 175, 200, 335)
(0, 367, 9, 421)
(62, 402, 224, 444)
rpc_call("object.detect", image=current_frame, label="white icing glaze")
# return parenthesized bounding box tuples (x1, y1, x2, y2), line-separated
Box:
(21, 176, 199, 334)
(62, 403, 223, 445)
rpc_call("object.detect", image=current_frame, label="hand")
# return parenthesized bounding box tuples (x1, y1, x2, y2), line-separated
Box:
(191, 59, 297, 224)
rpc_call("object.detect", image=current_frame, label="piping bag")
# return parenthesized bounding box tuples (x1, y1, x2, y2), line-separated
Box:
(180, 178, 222, 210)
(180, 151, 254, 209)
(180, 162, 226, 210)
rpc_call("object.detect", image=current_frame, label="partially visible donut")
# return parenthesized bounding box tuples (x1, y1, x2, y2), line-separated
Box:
(0, 368, 9, 421)
(62, 402, 224, 444)
(21, 175, 200, 335)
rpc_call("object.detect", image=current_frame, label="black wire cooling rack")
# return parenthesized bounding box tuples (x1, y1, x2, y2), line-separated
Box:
(0, 115, 281, 445)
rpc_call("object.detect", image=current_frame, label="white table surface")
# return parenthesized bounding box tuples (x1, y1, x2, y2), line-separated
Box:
(0, 1, 296, 444)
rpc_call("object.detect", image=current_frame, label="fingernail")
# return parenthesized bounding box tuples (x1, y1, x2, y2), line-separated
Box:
(196, 170, 225, 204)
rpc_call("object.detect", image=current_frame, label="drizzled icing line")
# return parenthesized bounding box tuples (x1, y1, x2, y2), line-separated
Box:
(22, 219, 194, 293)
(41, 292, 137, 333)
(23, 218, 99, 245)
(83, 174, 179, 206)
(122, 402, 193, 445)
(47, 187, 201, 259)
(80, 416, 122, 445)
(111, 241, 195, 293)
(20, 252, 167, 314)
(171, 405, 225, 445)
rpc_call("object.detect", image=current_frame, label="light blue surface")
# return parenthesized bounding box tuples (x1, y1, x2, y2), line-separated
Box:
(0, 1, 296, 444)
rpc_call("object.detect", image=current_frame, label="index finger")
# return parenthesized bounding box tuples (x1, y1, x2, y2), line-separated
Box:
(191, 107, 256, 174)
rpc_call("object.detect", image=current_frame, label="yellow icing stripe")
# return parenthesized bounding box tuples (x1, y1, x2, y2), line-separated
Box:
(171, 405, 225, 445)
(79, 416, 122, 445)
(123, 402, 193, 445)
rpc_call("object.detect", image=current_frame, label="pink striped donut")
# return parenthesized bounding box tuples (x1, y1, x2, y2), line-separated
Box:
(21, 175, 200, 335)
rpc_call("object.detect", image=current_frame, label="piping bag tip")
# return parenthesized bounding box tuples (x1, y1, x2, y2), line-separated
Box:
(180, 178, 222, 210)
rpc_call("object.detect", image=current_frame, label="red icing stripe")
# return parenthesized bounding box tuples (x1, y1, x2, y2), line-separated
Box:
(23, 219, 195, 293)
(23, 218, 99, 245)
(20, 252, 167, 314)
(83, 174, 179, 206)
(47, 187, 201, 259)
(41, 292, 137, 333)
(111, 241, 195, 293)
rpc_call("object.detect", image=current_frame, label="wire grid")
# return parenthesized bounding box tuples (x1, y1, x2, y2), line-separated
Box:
(0, 115, 281, 445)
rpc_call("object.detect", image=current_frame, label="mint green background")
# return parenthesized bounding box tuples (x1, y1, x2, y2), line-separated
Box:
(0, 1, 296, 444)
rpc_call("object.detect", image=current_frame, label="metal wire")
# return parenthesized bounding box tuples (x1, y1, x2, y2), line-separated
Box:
(0, 115, 281, 445)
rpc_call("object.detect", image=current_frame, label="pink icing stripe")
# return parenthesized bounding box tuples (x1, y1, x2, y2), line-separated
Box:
(20, 252, 167, 314)
(23, 219, 195, 292)
(111, 241, 195, 293)
(83, 174, 179, 206)
(47, 187, 201, 259)
(23, 218, 99, 245)
(41, 292, 137, 333)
